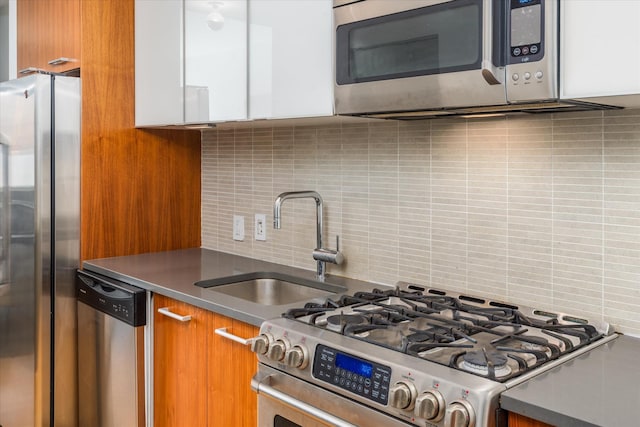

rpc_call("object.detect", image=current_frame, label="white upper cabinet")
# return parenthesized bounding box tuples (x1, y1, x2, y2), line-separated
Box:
(135, 0, 247, 126)
(135, 0, 332, 127)
(185, 0, 248, 123)
(561, 1, 640, 103)
(135, 0, 184, 126)
(249, 0, 333, 120)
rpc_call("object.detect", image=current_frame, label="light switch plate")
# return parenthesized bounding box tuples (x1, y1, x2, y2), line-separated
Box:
(233, 215, 244, 241)
(255, 214, 266, 241)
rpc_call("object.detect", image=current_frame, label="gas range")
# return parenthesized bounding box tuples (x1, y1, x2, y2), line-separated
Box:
(251, 282, 618, 426)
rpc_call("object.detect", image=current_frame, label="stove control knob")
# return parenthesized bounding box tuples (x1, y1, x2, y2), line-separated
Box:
(267, 338, 290, 362)
(250, 333, 272, 355)
(389, 381, 417, 411)
(285, 345, 308, 369)
(444, 400, 476, 427)
(414, 390, 445, 421)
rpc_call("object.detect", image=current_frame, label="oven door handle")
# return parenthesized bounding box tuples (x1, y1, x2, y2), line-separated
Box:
(252, 374, 358, 427)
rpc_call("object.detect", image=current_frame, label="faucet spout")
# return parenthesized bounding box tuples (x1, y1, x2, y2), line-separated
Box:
(273, 191, 344, 281)
(273, 190, 323, 245)
(273, 191, 328, 280)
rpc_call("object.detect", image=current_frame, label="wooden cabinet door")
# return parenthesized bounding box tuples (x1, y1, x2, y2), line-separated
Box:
(154, 295, 210, 427)
(17, 0, 81, 73)
(208, 314, 259, 427)
(153, 295, 259, 427)
(509, 412, 554, 427)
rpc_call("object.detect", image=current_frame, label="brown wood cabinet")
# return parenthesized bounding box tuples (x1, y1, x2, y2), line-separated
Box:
(18, 0, 202, 263)
(17, 0, 81, 73)
(509, 412, 554, 427)
(154, 294, 209, 427)
(154, 295, 258, 427)
(209, 314, 259, 426)
(78, 0, 201, 261)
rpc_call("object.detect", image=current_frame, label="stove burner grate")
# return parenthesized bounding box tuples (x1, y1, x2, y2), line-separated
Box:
(281, 283, 608, 383)
(458, 350, 512, 379)
(327, 313, 368, 327)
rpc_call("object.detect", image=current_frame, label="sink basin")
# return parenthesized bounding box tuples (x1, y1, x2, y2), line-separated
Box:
(195, 272, 347, 306)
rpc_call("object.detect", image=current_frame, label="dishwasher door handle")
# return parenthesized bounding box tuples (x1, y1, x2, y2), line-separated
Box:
(157, 307, 192, 322)
(253, 374, 358, 427)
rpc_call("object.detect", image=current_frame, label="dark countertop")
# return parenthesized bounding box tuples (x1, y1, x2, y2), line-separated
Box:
(82, 247, 384, 326)
(501, 334, 640, 427)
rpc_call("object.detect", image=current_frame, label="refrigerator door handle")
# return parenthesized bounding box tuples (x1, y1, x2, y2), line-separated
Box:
(0, 142, 8, 285)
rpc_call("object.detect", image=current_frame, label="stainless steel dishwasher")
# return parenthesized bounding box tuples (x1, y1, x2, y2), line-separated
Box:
(76, 270, 147, 427)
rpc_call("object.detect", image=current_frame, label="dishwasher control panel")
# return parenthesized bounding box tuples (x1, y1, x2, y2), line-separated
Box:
(76, 269, 146, 326)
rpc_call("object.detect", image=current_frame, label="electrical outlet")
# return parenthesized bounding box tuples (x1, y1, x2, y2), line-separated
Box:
(255, 214, 266, 241)
(233, 215, 244, 241)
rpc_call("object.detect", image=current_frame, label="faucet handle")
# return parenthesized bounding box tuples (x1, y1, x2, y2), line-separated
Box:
(313, 248, 344, 265)
(313, 235, 344, 266)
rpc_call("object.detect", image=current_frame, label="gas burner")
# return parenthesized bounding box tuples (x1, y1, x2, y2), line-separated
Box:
(492, 333, 563, 359)
(520, 337, 551, 353)
(349, 327, 408, 351)
(460, 350, 512, 378)
(406, 325, 458, 344)
(407, 331, 436, 343)
(326, 314, 368, 333)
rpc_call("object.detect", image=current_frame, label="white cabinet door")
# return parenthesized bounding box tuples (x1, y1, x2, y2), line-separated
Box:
(135, 0, 332, 126)
(135, 0, 184, 126)
(249, 0, 333, 120)
(185, 0, 248, 122)
(135, 0, 248, 126)
(561, 0, 640, 100)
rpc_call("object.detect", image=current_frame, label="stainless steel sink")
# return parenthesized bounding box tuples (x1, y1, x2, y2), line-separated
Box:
(195, 272, 347, 306)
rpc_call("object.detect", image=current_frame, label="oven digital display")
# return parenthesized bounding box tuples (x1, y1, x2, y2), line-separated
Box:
(335, 353, 373, 378)
(313, 344, 391, 405)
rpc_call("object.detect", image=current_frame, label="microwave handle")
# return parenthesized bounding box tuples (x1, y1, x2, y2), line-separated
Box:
(482, 64, 502, 85)
(482, 0, 509, 85)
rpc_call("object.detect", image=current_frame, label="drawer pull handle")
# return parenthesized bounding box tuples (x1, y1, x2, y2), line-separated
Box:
(215, 327, 252, 346)
(18, 67, 41, 75)
(47, 57, 75, 65)
(158, 307, 192, 322)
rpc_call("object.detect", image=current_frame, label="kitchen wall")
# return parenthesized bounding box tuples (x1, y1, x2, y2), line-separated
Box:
(201, 109, 640, 336)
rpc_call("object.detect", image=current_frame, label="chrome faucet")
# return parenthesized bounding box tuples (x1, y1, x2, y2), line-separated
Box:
(273, 191, 344, 281)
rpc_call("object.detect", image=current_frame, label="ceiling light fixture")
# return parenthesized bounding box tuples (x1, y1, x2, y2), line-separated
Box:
(207, 1, 225, 31)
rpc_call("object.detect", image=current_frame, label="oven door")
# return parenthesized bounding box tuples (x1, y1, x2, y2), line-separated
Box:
(334, 0, 508, 116)
(253, 365, 411, 427)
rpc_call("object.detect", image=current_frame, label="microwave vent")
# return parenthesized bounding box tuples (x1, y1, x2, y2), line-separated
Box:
(352, 100, 622, 120)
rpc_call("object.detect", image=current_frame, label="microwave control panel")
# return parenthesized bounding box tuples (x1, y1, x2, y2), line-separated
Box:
(505, 0, 557, 102)
(509, 0, 544, 64)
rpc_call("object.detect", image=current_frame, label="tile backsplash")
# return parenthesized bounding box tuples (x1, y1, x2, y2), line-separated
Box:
(201, 110, 640, 336)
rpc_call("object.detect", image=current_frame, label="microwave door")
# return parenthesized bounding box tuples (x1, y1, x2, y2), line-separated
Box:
(334, 0, 509, 115)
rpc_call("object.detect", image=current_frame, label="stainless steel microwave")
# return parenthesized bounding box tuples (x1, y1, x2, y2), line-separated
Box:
(334, 0, 614, 118)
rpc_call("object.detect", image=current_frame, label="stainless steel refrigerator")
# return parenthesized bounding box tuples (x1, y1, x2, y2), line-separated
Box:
(0, 73, 80, 427)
